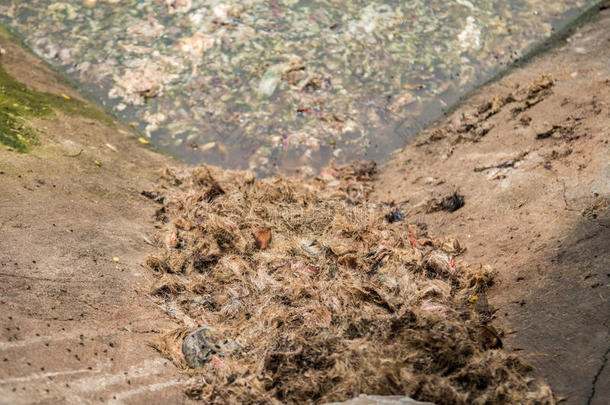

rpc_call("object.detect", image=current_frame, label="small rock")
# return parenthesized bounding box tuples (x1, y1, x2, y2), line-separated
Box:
(182, 327, 240, 368)
(325, 394, 434, 405)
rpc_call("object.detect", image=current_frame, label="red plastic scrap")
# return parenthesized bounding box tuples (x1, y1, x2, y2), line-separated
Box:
(410, 228, 416, 248)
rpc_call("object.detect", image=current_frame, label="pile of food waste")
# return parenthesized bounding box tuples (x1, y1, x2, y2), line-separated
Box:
(143, 162, 554, 404)
(0, 0, 593, 174)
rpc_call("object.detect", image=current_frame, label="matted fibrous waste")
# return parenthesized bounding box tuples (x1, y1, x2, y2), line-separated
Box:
(143, 163, 554, 404)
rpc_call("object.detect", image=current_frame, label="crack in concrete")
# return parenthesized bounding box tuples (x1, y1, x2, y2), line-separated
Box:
(587, 346, 610, 405)
(558, 178, 578, 212)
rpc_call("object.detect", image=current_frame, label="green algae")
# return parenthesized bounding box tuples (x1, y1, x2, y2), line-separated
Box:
(0, 61, 113, 152)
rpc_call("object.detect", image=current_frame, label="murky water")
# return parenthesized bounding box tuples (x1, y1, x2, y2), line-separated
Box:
(0, 0, 596, 175)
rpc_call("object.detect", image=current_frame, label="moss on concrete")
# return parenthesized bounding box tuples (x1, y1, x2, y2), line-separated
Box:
(0, 62, 114, 152)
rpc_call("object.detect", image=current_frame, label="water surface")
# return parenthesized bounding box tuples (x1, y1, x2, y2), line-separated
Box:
(0, 0, 595, 174)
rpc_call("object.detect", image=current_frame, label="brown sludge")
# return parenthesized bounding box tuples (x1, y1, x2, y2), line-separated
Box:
(144, 162, 554, 404)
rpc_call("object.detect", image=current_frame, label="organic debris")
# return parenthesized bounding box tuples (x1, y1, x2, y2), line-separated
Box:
(145, 163, 553, 404)
(477, 325, 503, 350)
(581, 195, 610, 221)
(253, 227, 272, 250)
(444, 75, 556, 145)
(425, 192, 465, 213)
(141, 190, 166, 204)
(473, 152, 528, 172)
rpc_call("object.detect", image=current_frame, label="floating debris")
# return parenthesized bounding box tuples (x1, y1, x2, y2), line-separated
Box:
(0, 0, 592, 174)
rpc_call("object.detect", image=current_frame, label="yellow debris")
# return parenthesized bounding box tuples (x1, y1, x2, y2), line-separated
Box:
(129, 122, 139, 127)
(60, 93, 71, 100)
(94, 160, 102, 167)
(138, 137, 150, 145)
(469, 295, 479, 303)
(113, 257, 120, 263)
